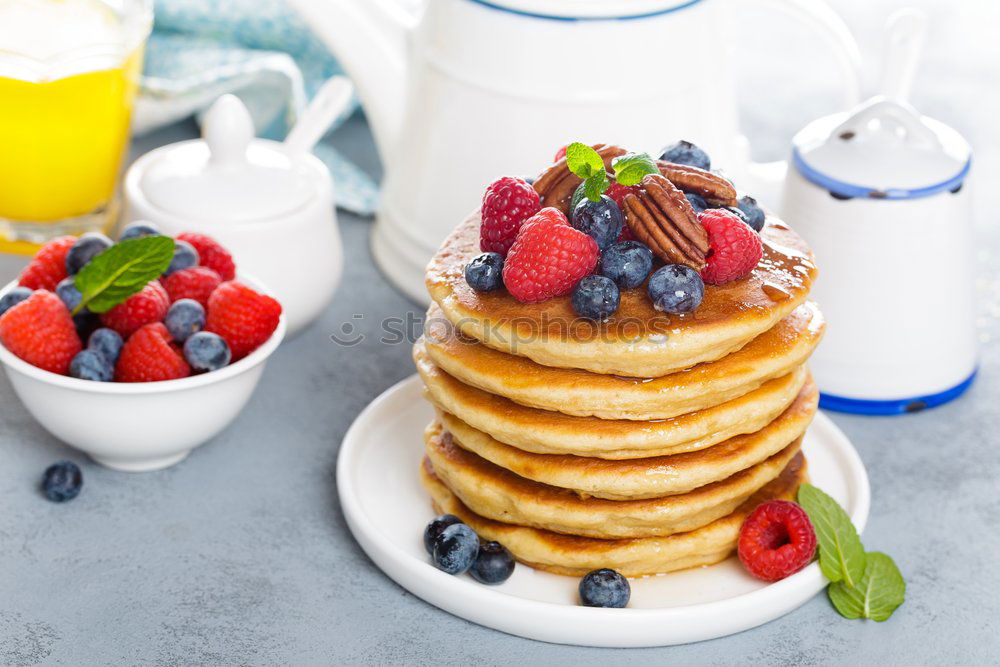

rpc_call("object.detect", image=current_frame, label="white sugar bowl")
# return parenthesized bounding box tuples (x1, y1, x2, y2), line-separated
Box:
(124, 83, 349, 336)
(781, 96, 975, 415)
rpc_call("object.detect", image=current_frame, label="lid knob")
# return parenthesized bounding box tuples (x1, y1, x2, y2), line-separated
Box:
(204, 94, 254, 167)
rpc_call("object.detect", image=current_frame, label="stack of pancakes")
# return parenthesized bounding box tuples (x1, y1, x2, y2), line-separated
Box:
(414, 211, 823, 577)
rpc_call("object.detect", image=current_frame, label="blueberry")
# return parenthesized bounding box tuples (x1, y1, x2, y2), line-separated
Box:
(87, 328, 123, 365)
(571, 195, 624, 251)
(0, 286, 32, 316)
(55, 277, 84, 312)
(572, 275, 620, 321)
(648, 264, 705, 314)
(723, 206, 750, 225)
(69, 349, 113, 382)
(579, 568, 630, 608)
(41, 461, 83, 502)
(470, 541, 515, 585)
(659, 140, 710, 170)
(119, 221, 162, 241)
(464, 252, 504, 292)
(183, 331, 231, 372)
(165, 240, 199, 276)
(521, 175, 535, 185)
(601, 241, 654, 289)
(737, 195, 766, 232)
(685, 192, 708, 214)
(423, 514, 463, 555)
(432, 523, 479, 575)
(73, 313, 100, 343)
(165, 298, 205, 342)
(65, 232, 112, 275)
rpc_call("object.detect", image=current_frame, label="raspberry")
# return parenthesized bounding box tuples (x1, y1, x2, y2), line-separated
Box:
(738, 500, 817, 581)
(18, 236, 75, 291)
(502, 208, 599, 303)
(553, 145, 568, 162)
(99, 281, 170, 338)
(176, 232, 236, 281)
(206, 281, 282, 359)
(115, 322, 190, 382)
(480, 176, 541, 256)
(605, 182, 640, 208)
(0, 290, 81, 374)
(162, 266, 222, 307)
(699, 208, 763, 285)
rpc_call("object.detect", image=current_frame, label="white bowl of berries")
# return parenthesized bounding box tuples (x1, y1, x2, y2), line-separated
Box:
(0, 223, 286, 472)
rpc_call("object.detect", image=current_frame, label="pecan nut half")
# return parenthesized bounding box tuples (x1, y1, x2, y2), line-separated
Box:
(533, 143, 628, 215)
(623, 174, 710, 270)
(656, 160, 738, 208)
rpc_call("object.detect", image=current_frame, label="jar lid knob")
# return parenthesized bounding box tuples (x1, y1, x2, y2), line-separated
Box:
(203, 94, 254, 167)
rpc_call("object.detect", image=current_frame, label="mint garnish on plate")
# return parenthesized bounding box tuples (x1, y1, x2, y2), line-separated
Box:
(797, 483, 906, 621)
(72, 236, 174, 315)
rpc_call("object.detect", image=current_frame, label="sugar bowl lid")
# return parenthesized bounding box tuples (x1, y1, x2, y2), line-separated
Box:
(792, 96, 971, 199)
(139, 95, 319, 222)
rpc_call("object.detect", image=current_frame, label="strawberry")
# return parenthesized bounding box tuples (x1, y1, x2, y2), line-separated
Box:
(480, 176, 541, 256)
(18, 236, 76, 291)
(162, 266, 222, 307)
(699, 208, 763, 285)
(0, 290, 81, 374)
(176, 232, 236, 281)
(501, 208, 599, 303)
(99, 280, 170, 338)
(115, 322, 190, 382)
(206, 281, 282, 359)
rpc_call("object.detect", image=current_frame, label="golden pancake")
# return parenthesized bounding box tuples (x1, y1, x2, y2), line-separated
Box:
(437, 379, 816, 500)
(423, 301, 824, 420)
(424, 421, 803, 539)
(420, 452, 807, 577)
(426, 211, 816, 377)
(415, 341, 809, 459)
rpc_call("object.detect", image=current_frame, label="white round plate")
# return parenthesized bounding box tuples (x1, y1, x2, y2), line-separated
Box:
(338, 375, 870, 647)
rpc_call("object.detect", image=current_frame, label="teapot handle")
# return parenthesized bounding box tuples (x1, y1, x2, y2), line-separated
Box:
(738, 0, 863, 205)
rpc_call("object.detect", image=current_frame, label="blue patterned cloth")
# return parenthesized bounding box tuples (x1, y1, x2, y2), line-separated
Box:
(134, 0, 378, 215)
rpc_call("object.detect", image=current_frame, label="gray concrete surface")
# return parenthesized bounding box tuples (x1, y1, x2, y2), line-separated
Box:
(2, 0, 998, 663)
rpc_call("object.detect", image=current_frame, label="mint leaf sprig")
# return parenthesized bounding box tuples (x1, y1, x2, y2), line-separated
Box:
(797, 483, 906, 622)
(564, 143, 660, 203)
(72, 236, 175, 315)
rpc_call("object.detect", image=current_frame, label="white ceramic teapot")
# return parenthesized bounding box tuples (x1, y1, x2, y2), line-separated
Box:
(289, 0, 863, 302)
(124, 79, 352, 335)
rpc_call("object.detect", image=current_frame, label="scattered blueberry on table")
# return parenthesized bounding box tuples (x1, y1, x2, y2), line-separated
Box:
(41, 461, 83, 503)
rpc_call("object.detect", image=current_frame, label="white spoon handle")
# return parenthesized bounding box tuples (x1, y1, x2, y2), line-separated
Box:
(285, 76, 355, 155)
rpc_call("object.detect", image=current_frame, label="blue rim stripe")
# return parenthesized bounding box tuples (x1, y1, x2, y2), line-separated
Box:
(465, 0, 703, 21)
(819, 370, 977, 415)
(792, 147, 971, 200)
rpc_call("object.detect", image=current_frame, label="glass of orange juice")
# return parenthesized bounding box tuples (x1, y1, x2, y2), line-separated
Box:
(0, 0, 152, 251)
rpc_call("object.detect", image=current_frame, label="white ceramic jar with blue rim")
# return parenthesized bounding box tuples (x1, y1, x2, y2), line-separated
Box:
(780, 96, 975, 415)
